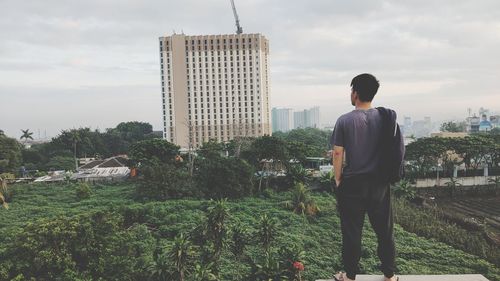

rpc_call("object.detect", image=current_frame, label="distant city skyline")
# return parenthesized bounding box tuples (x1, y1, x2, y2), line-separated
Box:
(1, 0, 500, 138)
(2, 105, 498, 140)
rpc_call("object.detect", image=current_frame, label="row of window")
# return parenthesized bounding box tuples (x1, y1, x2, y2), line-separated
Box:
(159, 37, 260, 47)
(186, 49, 257, 56)
(186, 61, 255, 68)
(187, 37, 255, 45)
(187, 72, 258, 82)
(187, 84, 257, 91)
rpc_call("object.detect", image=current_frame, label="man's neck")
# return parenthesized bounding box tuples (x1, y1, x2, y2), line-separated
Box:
(355, 102, 372, 110)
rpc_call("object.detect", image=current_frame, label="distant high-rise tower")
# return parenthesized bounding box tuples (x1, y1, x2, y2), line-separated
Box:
(307, 106, 320, 128)
(403, 116, 412, 136)
(271, 108, 294, 132)
(159, 33, 271, 148)
(293, 106, 320, 129)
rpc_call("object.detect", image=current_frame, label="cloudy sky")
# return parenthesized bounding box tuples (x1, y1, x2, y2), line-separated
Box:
(1, 0, 499, 138)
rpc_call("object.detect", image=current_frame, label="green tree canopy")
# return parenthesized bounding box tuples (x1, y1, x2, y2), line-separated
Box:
(128, 138, 180, 166)
(241, 135, 289, 169)
(24, 122, 156, 171)
(195, 155, 254, 199)
(440, 121, 466, 132)
(0, 134, 22, 174)
(274, 128, 330, 157)
(405, 134, 499, 178)
(198, 140, 226, 159)
(45, 155, 75, 171)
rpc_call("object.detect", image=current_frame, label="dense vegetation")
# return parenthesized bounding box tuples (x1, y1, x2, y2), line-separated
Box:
(393, 196, 500, 265)
(405, 133, 499, 179)
(1, 124, 499, 280)
(0, 122, 156, 174)
(0, 183, 499, 281)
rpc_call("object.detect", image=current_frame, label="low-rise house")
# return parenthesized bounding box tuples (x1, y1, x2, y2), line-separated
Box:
(34, 156, 130, 183)
(73, 155, 130, 183)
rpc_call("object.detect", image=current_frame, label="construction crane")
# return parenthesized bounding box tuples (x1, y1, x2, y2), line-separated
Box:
(230, 0, 243, 34)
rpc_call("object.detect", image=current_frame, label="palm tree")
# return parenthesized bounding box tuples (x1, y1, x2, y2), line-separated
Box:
(20, 129, 34, 144)
(230, 222, 249, 259)
(192, 263, 217, 281)
(258, 214, 277, 254)
(169, 233, 194, 281)
(445, 177, 462, 198)
(283, 183, 319, 216)
(148, 251, 172, 281)
(206, 199, 230, 273)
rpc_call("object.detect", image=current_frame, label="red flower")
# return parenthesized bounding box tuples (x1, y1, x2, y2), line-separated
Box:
(293, 261, 304, 271)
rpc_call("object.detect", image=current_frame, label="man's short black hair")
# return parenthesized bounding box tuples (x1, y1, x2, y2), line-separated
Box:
(350, 73, 380, 102)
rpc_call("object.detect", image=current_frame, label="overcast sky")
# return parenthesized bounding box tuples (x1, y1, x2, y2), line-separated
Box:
(1, 0, 499, 138)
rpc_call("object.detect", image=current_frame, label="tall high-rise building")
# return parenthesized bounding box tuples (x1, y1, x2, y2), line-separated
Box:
(293, 106, 320, 129)
(403, 116, 412, 136)
(307, 106, 320, 128)
(159, 33, 271, 148)
(294, 110, 306, 129)
(271, 107, 294, 132)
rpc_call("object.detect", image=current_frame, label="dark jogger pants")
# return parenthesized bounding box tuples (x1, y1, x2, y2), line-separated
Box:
(335, 175, 396, 280)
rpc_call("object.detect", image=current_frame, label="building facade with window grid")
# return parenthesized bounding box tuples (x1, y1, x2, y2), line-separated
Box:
(159, 33, 271, 148)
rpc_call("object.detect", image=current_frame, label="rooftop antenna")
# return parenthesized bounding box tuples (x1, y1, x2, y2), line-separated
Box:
(230, 0, 243, 34)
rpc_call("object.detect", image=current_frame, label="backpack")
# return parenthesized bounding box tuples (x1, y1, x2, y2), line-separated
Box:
(376, 107, 405, 184)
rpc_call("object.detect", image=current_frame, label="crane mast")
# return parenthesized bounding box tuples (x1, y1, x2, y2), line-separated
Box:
(230, 0, 243, 34)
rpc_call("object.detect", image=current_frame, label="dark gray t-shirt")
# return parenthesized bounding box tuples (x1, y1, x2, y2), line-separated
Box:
(330, 108, 382, 178)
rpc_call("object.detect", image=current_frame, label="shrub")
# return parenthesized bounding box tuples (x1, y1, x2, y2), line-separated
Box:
(247, 251, 285, 281)
(206, 199, 230, 272)
(286, 164, 310, 185)
(168, 233, 195, 281)
(391, 179, 416, 201)
(128, 138, 180, 166)
(195, 156, 254, 199)
(0, 173, 15, 180)
(279, 245, 306, 281)
(75, 182, 92, 200)
(0, 176, 10, 209)
(257, 214, 278, 253)
(0, 211, 155, 280)
(392, 197, 500, 265)
(284, 183, 319, 216)
(137, 163, 197, 201)
(230, 222, 249, 259)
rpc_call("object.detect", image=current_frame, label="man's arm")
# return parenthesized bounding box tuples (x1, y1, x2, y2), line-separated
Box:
(333, 145, 344, 186)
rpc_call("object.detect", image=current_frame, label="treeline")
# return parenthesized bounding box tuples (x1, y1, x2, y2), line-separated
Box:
(128, 129, 330, 201)
(405, 133, 500, 179)
(0, 122, 157, 174)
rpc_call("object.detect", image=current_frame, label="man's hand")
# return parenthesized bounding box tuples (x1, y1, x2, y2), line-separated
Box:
(333, 145, 344, 188)
(335, 178, 342, 188)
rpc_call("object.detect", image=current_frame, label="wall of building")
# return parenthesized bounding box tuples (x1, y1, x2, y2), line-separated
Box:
(415, 176, 497, 188)
(159, 33, 271, 148)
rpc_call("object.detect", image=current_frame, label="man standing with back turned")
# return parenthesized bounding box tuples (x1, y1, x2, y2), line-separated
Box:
(331, 74, 403, 281)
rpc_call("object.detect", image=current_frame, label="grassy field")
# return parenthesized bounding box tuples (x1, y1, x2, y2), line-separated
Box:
(1, 182, 499, 281)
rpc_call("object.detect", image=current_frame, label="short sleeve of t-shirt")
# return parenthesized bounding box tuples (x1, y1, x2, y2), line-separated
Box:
(330, 117, 344, 147)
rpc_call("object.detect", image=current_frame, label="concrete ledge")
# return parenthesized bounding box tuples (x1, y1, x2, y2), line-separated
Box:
(317, 274, 489, 281)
